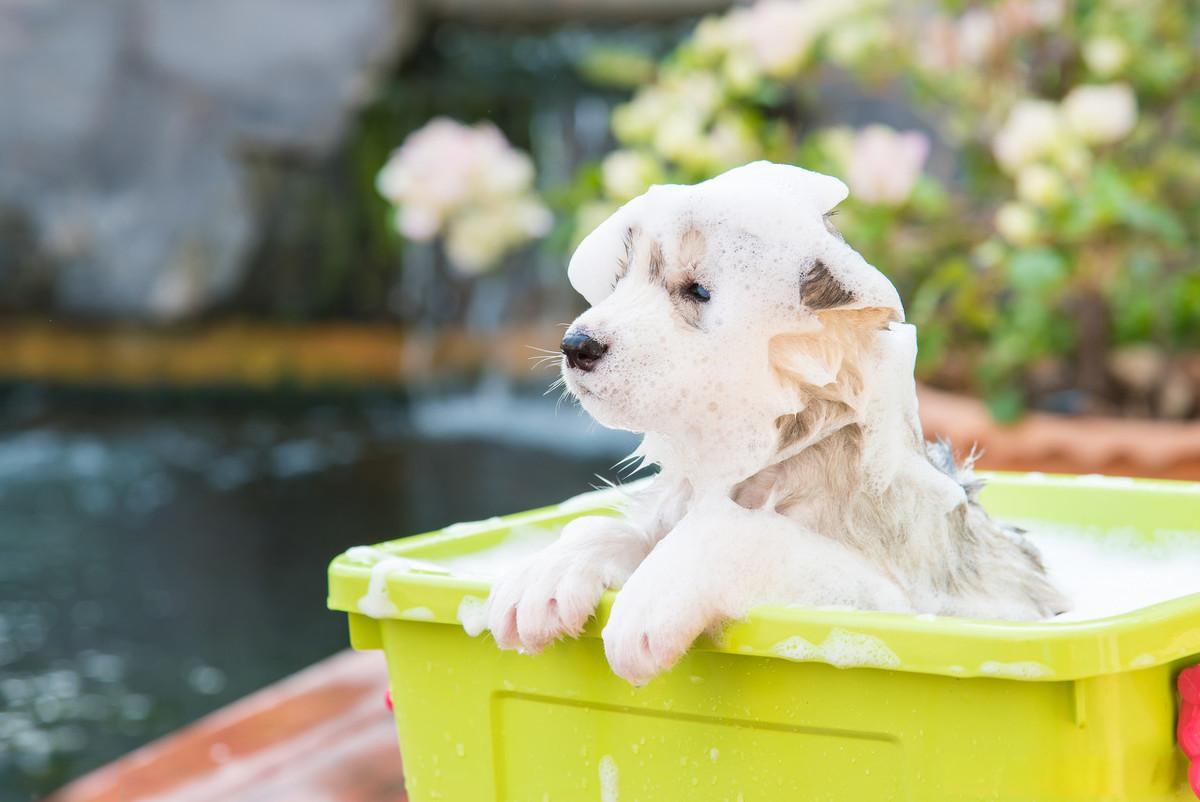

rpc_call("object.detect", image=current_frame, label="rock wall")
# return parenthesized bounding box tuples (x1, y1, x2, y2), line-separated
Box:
(0, 0, 416, 319)
(0, 0, 728, 321)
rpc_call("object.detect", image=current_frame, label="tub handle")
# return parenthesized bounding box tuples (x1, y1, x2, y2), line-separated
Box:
(1179, 666, 1200, 798)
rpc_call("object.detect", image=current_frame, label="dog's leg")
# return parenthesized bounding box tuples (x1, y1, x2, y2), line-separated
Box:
(602, 495, 910, 685)
(486, 515, 658, 653)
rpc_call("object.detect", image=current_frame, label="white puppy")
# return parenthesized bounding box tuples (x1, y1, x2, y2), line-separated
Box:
(487, 162, 1068, 685)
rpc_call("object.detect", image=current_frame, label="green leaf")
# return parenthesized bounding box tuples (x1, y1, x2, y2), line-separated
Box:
(985, 387, 1026, 424)
(1006, 248, 1067, 292)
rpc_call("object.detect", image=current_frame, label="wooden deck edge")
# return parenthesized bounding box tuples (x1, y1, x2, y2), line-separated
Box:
(44, 650, 405, 802)
(0, 320, 556, 389)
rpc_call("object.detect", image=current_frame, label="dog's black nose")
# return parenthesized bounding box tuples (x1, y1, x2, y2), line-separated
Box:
(561, 331, 608, 372)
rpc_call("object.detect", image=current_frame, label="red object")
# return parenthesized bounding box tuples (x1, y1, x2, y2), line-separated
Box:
(1179, 666, 1200, 798)
(385, 689, 394, 712)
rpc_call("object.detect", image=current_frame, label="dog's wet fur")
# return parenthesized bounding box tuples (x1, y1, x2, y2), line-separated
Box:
(487, 162, 1068, 685)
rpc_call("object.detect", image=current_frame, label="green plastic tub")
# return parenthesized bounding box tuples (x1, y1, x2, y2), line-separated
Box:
(328, 473, 1200, 801)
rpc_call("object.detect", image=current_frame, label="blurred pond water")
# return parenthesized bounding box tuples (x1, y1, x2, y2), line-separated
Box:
(0, 384, 636, 800)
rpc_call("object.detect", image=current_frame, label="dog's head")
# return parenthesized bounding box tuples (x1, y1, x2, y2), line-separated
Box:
(560, 162, 905, 472)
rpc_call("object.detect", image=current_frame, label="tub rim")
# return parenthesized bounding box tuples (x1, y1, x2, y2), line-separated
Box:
(328, 472, 1200, 682)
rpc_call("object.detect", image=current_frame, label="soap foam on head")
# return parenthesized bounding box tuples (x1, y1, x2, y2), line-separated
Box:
(567, 161, 903, 316)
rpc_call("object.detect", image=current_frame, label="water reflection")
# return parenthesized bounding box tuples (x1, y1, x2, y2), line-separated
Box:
(0, 386, 636, 799)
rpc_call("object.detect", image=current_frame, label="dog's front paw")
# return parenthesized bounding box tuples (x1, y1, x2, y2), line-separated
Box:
(602, 578, 713, 686)
(487, 516, 643, 654)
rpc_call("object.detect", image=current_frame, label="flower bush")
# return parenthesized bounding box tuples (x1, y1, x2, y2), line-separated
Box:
(568, 0, 1200, 420)
(376, 118, 551, 275)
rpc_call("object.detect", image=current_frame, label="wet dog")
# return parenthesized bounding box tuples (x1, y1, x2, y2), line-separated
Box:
(486, 162, 1068, 685)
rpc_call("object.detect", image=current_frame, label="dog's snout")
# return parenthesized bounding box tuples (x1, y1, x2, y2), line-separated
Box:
(561, 331, 608, 372)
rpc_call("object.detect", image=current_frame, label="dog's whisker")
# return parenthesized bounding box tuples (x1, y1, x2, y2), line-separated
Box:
(529, 355, 562, 370)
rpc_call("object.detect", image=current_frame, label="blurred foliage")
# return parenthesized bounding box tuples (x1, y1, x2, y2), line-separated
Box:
(563, 0, 1200, 420)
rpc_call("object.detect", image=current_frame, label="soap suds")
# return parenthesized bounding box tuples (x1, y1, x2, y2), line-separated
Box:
(1023, 522, 1200, 621)
(979, 660, 1054, 679)
(431, 525, 557, 578)
(457, 595, 488, 637)
(598, 755, 619, 802)
(345, 546, 450, 575)
(351, 500, 1198, 626)
(770, 628, 900, 668)
(345, 545, 387, 564)
(357, 558, 412, 618)
(442, 516, 505, 536)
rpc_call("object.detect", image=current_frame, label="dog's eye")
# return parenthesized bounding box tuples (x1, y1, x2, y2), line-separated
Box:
(686, 282, 711, 302)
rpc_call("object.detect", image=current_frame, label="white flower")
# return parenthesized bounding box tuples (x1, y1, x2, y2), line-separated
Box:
(664, 72, 723, 120)
(826, 16, 890, 66)
(1083, 36, 1129, 77)
(1055, 144, 1092, 179)
(819, 126, 856, 170)
(693, 15, 734, 61)
(395, 205, 441, 241)
(601, 151, 665, 202)
(992, 100, 1064, 173)
(721, 50, 761, 93)
(1028, 0, 1064, 27)
(653, 110, 707, 163)
(1062, 83, 1138, 145)
(956, 9, 997, 65)
(845, 125, 930, 206)
(444, 218, 507, 275)
(995, 202, 1040, 245)
(700, 114, 762, 173)
(612, 87, 674, 145)
(1016, 164, 1067, 207)
(572, 201, 620, 249)
(725, 0, 857, 78)
(444, 200, 552, 276)
(375, 117, 550, 273)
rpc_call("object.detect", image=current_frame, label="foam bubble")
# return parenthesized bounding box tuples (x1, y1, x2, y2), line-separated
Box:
(443, 516, 506, 536)
(357, 557, 414, 618)
(1025, 522, 1200, 621)
(429, 525, 557, 578)
(457, 595, 488, 637)
(599, 755, 619, 802)
(344, 546, 387, 564)
(979, 660, 1054, 679)
(770, 628, 900, 669)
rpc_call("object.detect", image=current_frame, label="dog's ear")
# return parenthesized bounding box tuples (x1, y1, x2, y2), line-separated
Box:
(770, 308, 897, 393)
(799, 251, 904, 318)
(567, 201, 637, 306)
(775, 254, 904, 390)
(568, 186, 678, 306)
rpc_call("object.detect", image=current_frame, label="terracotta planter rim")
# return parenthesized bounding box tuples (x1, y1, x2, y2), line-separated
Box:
(917, 385, 1200, 475)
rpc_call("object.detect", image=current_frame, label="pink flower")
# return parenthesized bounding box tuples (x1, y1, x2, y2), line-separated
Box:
(845, 126, 930, 206)
(375, 117, 549, 272)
